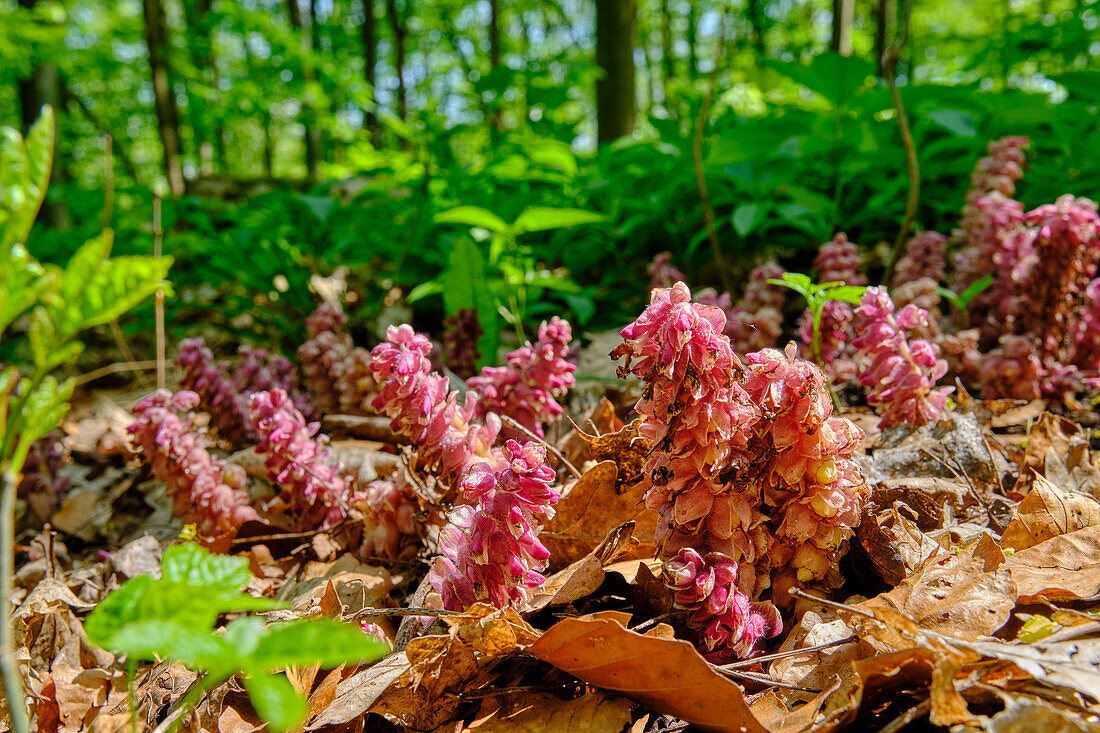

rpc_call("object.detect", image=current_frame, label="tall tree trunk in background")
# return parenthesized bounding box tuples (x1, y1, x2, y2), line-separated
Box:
(831, 0, 854, 55)
(361, 0, 381, 144)
(183, 0, 223, 175)
(686, 1, 697, 80)
(386, 0, 408, 123)
(488, 0, 503, 131)
(142, 0, 186, 196)
(659, 0, 674, 103)
(875, 0, 894, 75)
(287, 0, 320, 180)
(748, 0, 766, 56)
(18, 0, 68, 227)
(307, 0, 327, 163)
(595, 0, 636, 143)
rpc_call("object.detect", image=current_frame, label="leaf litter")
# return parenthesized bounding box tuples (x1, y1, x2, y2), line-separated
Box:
(13, 380, 1100, 733)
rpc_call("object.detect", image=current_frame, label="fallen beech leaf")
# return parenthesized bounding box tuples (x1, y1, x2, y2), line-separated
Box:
(985, 697, 1099, 732)
(530, 521, 638, 610)
(541, 461, 657, 568)
(856, 504, 940, 585)
(469, 692, 633, 732)
(863, 538, 1017, 638)
(1004, 524, 1100, 601)
(1013, 412, 1100, 497)
(1002, 473, 1100, 551)
(557, 398, 622, 468)
(370, 605, 536, 730)
(528, 610, 768, 733)
(929, 652, 977, 727)
(305, 653, 409, 729)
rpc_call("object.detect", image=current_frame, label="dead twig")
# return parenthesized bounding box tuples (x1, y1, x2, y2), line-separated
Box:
(500, 414, 582, 479)
(720, 635, 859, 669)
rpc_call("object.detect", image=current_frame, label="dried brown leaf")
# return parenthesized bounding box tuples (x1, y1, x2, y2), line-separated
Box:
(530, 521, 639, 611)
(528, 610, 768, 733)
(863, 537, 1016, 638)
(1004, 524, 1100, 601)
(1002, 473, 1100, 551)
(541, 461, 657, 569)
(468, 692, 633, 732)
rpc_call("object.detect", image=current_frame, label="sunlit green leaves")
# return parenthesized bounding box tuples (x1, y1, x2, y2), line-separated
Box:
(86, 543, 387, 732)
(0, 106, 54, 250)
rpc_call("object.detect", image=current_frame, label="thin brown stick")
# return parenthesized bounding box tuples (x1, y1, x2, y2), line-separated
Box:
(499, 414, 581, 479)
(351, 607, 462, 619)
(720, 635, 859, 669)
(877, 697, 930, 733)
(74, 359, 160, 387)
(692, 3, 732, 290)
(153, 195, 166, 390)
(715, 666, 822, 693)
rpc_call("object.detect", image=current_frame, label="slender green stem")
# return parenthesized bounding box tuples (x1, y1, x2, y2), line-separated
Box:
(811, 301, 843, 413)
(1, 468, 29, 733)
(127, 658, 138, 733)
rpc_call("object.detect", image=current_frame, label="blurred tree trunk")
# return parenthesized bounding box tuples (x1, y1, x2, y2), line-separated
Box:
(361, 0, 381, 144)
(488, 0, 503, 131)
(183, 0, 224, 175)
(831, 0, 854, 55)
(142, 0, 186, 196)
(875, 0, 894, 75)
(386, 0, 408, 124)
(686, 1, 697, 80)
(287, 0, 320, 180)
(747, 0, 766, 56)
(595, 0, 636, 143)
(18, 0, 68, 227)
(659, 0, 674, 103)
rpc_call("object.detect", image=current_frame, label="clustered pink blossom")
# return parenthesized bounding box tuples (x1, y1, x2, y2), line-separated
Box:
(177, 338, 254, 445)
(814, 233, 866, 286)
(368, 324, 499, 484)
(129, 390, 258, 533)
(613, 283, 869, 657)
(428, 440, 560, 610)
(1072, 279, 1100, 371)
(966, 136, 1029, 203)
(356, 477, 420, 559)
(178, 337, 313, 444)
(298, 302, 360, 414)
(249, 388, 352, 529)
(893, 231, 947, 286)
(442, 308, 483, 379)
(979, 334, 1043, 401)
(1014, 195, 1100, 361)
(468, 318, 576, 439)
(648, 251, 687, 291)
(663, 548, 781, 661)
(850, 288, 952, 428)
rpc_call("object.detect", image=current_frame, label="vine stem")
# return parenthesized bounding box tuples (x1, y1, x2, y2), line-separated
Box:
(1, 468, 29, 733)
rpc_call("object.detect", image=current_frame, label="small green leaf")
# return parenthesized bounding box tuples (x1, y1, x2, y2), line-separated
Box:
(161, 543, 251, 594)
(731, 203, 765, 237)
(407, 281, 445, 303)
(957, 275, 994, 307)
(244, 673, 308, 732)
(434, 206, 510, 234)
(248, 620, 388, 670)
(512, 207, 607, 234)
(823, 285, 868, 305)
(107, 619, 235, 672)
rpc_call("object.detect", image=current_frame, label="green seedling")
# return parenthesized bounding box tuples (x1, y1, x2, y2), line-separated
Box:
(937, 275, 993, 316)
(86, 543, 387, 732)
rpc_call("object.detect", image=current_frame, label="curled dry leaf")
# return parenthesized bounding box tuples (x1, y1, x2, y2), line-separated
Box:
(862, 535, 1016, 638)
(557, 398, 622, 468)
(1004, 524, 1100, 601)
(468, 692, 634, 732)
(855, 504, 940, 586)
(529, 520, 639, 611)
(366, 604, 539, 730)
(1002, 473, 1100, 551)
(528, 610, 768, 733)
(1013, 412, 1100, 497)
(540, 460, 657, 569)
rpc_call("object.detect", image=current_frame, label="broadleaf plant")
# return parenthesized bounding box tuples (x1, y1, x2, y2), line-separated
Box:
(0, 107, 173, 733)
(86, 543, 387, 732)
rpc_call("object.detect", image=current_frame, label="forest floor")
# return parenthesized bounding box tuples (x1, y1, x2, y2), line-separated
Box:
(11, 331, 1100, 733)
